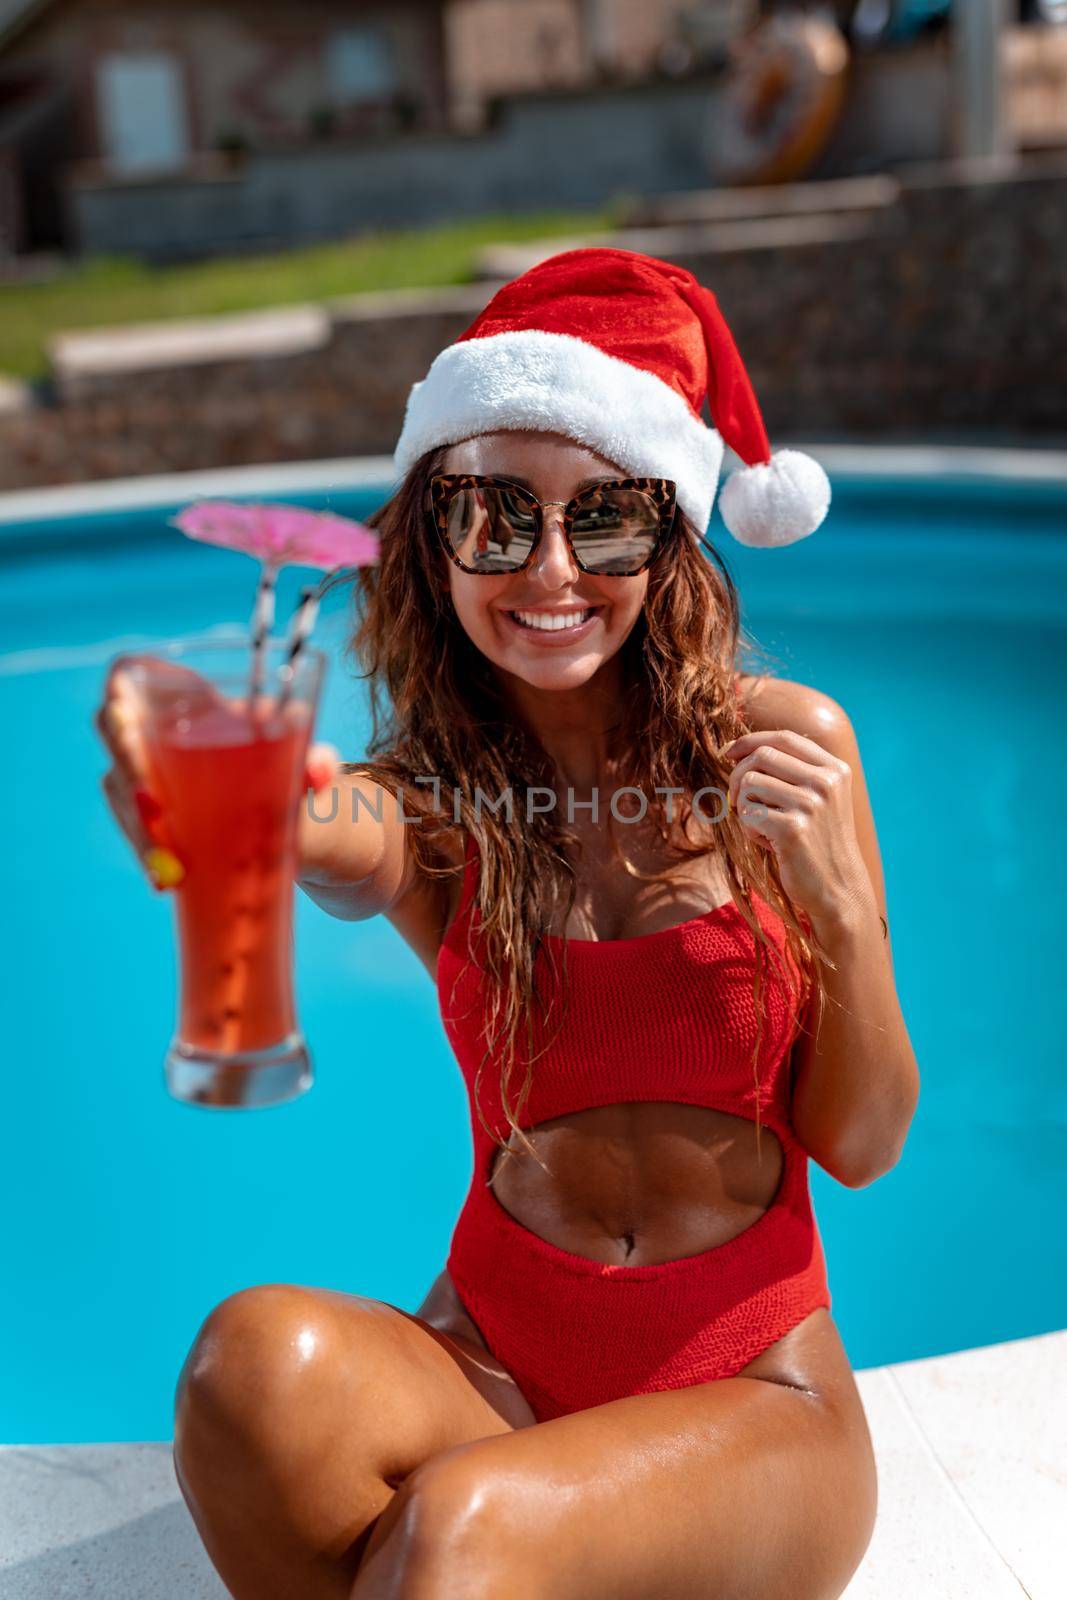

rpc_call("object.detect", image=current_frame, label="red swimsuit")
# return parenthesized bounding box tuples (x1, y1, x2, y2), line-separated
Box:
(436, 834, 832, 1423)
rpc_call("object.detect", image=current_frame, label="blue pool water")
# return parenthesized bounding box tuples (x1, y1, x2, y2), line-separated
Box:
(3, 470, 1066, 1444)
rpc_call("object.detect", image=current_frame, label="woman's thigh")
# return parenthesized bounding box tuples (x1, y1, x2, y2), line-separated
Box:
(361, 1307, 877, 1600)
(173, 1279, 535, 1600)
(409, 1266, 537, 1431)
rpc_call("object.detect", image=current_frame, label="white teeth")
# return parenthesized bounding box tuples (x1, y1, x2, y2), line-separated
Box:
(512, 608, 592, 633)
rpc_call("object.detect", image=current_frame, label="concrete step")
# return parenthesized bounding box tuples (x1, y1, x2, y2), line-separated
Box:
(1, 1326, 1062, 1598)
(475, 208, 889, 282)
(619, 173, 902, 230)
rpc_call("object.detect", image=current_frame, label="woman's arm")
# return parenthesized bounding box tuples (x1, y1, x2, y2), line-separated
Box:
(297, 769, 423, 924)
(727, 681, 920, 1189)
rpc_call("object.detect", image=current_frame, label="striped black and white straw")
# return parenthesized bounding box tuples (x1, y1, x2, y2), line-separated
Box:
(247, 561, 279, 710)
(275, 581, 322, 711)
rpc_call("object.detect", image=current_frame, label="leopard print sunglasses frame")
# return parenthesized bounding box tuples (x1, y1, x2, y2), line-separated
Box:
(428, 473, 678, 577)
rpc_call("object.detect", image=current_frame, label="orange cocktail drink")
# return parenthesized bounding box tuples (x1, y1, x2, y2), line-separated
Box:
(115, 638, 325, 1108)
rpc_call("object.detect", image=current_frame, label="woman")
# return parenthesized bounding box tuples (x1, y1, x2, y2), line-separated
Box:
(97, 248, 919, 1600)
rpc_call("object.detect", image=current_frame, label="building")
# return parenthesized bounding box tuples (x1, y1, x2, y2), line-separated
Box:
(445, 1, 753, 129)
(0, 0, 452, 254)
(2, 1, 1064, 261)
(0, 0, 755, 255)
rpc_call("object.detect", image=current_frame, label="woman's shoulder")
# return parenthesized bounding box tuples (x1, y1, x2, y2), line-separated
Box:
(735, 672, 854, 753)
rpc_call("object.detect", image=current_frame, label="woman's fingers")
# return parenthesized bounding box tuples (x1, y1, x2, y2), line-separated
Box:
(306, 742, 339, 793)
(102, 766, 152, 855)
(101, 767, 185, 891)
(97, 665, 186, 891)
(97, 667, 154, 846)
(98, 663, 328, 893)
(98, 666, 150, 787)
(725, 728, 840, 773)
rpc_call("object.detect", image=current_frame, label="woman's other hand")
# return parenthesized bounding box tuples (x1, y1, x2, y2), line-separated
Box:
(724, 726, 879, 941)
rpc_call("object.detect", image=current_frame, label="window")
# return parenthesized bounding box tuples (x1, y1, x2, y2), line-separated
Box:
(96, 53, 190, 175)
(326, 29, 397, 105)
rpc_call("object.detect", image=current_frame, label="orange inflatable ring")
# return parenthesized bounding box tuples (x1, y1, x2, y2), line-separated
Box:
(708, 14, 850, 188)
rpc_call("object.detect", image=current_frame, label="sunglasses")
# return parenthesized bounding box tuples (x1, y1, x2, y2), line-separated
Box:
(429, 473, 678, 577)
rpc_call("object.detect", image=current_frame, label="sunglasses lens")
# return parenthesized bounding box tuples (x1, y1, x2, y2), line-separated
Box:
(571, 488, 662, 573)
(437, 482, 668, 574)
(441, 485, 537, 573)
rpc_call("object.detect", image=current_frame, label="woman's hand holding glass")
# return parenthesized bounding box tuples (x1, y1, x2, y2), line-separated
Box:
(94, 659, 339, 893)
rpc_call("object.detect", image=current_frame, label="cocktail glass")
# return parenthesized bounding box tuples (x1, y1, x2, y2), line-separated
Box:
(111, 636, 326, 1109)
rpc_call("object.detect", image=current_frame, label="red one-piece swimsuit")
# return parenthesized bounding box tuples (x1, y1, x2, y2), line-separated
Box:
(436, 833, 833, 1423)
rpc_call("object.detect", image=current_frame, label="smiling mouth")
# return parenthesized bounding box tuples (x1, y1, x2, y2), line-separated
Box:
(504, 606, 602, 634)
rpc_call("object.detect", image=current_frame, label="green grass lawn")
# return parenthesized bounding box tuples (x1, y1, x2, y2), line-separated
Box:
(0, 206, 620, 382)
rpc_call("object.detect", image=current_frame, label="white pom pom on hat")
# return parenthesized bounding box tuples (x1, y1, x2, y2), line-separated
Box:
(718, 448, 832, 548)
(394, 246, 831, 548)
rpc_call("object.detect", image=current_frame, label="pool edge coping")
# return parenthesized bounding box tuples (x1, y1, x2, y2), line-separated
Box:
(3, 443, 1067, 527)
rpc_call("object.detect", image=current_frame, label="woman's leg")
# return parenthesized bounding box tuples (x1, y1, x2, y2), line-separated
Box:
(350, 1309, 877, 1600)
(173, 1280, 536, 1600)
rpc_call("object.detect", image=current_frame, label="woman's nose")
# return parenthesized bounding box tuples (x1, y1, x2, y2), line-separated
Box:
(532, 507, 580, 585)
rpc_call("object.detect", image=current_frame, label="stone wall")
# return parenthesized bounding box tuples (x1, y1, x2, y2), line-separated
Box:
(1, 155, 1064, 493)
(654, 156, 1066, 437)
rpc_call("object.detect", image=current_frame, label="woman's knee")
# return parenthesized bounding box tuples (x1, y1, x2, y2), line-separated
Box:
(174, 1283, 382, 1460)
(362, 1446, 524, 1600)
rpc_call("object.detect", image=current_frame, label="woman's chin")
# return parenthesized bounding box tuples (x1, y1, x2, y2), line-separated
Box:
(493, 643, 609, 690)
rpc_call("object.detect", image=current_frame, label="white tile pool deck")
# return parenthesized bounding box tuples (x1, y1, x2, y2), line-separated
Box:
(1, 1327, 1062, 1598)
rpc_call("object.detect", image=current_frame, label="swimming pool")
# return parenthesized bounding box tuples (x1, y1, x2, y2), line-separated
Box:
(3, 454, 1066, 1444)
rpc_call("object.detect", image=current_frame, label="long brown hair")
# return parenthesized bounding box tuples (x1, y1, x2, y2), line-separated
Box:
(341, 446, 827, 1172)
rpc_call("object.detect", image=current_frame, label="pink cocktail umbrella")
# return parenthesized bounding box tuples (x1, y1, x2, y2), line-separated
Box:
(173, 500, 380, 570)
(171, 500, 380, 709)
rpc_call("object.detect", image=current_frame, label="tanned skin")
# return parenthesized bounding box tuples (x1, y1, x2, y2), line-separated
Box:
(97, 430, 918, 1600)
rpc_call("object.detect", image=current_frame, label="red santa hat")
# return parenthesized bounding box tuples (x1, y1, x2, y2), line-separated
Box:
(393, 246, 830, 548)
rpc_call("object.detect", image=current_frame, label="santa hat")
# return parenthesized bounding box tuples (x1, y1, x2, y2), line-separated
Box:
(393, 246, 830, 548)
